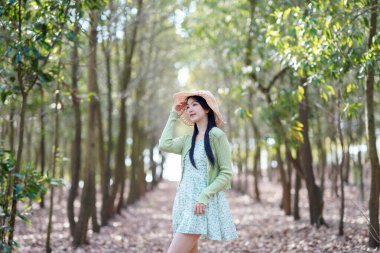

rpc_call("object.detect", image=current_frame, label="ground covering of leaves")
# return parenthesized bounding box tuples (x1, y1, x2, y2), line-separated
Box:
(14, 178, 377, 253)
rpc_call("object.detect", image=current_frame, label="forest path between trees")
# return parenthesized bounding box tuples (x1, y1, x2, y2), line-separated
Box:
(16, 180, 374, 253)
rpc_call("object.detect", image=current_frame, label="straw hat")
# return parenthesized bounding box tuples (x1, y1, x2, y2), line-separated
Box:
(173, 90, 226, 127)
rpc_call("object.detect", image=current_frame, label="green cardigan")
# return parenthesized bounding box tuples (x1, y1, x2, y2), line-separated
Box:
(158, 111, 233, 205)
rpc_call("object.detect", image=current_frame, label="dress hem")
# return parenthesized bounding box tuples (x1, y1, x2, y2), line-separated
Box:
(173, 231, 238, 241)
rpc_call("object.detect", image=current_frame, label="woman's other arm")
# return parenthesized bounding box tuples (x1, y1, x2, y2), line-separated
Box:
(158, 110, 186, 155)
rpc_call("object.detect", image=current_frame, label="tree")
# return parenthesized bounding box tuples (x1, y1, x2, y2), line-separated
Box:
(67, 0, 82, 237)
(1, 1, 72, 249)
(73, 9, 100, 246)
(108, 0, 143, 217)
(366, 0, 379, 248)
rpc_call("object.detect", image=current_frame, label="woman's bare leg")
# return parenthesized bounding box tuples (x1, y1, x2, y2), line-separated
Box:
(189, 240, 198, 253)
(167, 233, 200, 253)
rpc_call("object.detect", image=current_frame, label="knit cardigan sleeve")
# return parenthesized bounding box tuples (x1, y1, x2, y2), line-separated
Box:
(158, 111, 187, 155)
(197, 131, 233, 205)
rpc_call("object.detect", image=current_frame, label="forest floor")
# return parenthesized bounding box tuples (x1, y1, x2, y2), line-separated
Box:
(14, 178, 377, 253)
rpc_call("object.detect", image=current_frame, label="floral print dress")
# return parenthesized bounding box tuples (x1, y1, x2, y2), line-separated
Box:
(172, 139, 238, 240)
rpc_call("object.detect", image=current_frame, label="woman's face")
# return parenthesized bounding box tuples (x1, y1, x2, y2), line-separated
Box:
(186, 97, 209, 125)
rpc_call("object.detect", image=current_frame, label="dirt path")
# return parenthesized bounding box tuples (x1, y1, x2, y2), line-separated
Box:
(15, 180, 374, 252)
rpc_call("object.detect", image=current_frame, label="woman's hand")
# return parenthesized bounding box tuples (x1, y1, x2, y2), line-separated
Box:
(172, 101, 186, 116)
(194, 202, 206, 215)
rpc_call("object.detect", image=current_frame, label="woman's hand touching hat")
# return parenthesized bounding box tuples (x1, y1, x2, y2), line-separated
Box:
(172, 101, 186, 116)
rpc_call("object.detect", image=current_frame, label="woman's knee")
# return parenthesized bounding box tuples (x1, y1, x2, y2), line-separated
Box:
(167, 233, 201, 253)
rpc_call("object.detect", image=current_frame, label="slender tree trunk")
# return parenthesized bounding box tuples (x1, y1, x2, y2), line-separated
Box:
(237, 144, 243, 192)
(293, 152, 301, 220)
(367, 0, 379, 247)
(8, 2, 27, 245)
(127, 84, 147, 206)
(344, 120, 352, 183)
(9, 106, 15, 153)
(150, 137, 157, 189)
(39, 87, 46, 208)
(253, 145, 261, 202)
(26, 114, 33, 162)
(137, 106, 147, 197)
(357, 111, 365, 203)
(358, 150, 364, 202)
(316, 113, 326, 193)
(100, 0, 115, 226)
(46, 44, 63, 252)
(127, 112, 141, 205)
(249, 116, 261, 202)
(73, 10, 99, 246)
(8, 93, 27, 248)
(67, 0, 81, 237)
(159, 150, 165, 181)
(277, 146, 291, 215)
(92, 33, 105, 234)
(331, 139, 339, 198)
(244, 124, 249, 193)
(108, 0, 143, 217)
(337, 92, 345, 236)
(298, 84, 327, 228)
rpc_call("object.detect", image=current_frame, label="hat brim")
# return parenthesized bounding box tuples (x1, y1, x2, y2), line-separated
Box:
(173, 90, 226, 127)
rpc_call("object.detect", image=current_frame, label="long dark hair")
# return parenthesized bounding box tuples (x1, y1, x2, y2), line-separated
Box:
(188, 95, 217, 169)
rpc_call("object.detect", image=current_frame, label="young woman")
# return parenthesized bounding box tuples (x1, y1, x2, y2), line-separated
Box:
(159, 90, 237, 253)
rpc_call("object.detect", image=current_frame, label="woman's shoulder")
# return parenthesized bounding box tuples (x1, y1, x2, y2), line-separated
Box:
(209, 127, 226, 139)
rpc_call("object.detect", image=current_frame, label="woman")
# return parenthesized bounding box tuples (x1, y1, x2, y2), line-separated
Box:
(159, 90, 238, 253)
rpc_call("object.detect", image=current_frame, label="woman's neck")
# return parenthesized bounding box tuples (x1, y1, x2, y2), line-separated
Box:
(196, 123, 208, 137)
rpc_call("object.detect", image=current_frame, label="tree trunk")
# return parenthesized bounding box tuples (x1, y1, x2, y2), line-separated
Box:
(244, 124, 249, 193)
(253, 145, 261, 202)
(150, 137, 158, 189)
(127, 86, 147, 205)
(8, 94, 27, 248)
(7, 2, 28, 243)
(237, 144, 243, 192)
(249, 116, 261, 202)
(45, 42, 63, 253)
(108, 0, 143, 217)
(298, 84, 327, 228)
(73, 10, 99, 246)
(9, 106, 15, 153)
(293, 151, 301, 220)
(367, 0, 379, 247)
(316, 112, 326, 194)
(39, 87, 46, 208)
(127, 113, 141, 205)
(100, 0, 115, 226)
(67, 0, 81, 237)
(344, 120, 352, 183)
(331, 140, 339, 198)
(25, 113, 33, 163)
(92, 30, 106, 234)
(358, 150, 364, 203)
(337, 92, 345, 236)
(159, 150, 165, 181)
(276, 146, 291, 215)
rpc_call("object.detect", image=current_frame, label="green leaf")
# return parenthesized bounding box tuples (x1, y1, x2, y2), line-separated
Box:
(297, 86, 304, 102)
(66, 30, 77, 41)
(321, 91, 328, 102)
(325, 85, 335, 96)
(13, 52, 23, 64)
(283, 8, 291, 20)
(346, 83, 356, 94)
(38, 72, 54, 83)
